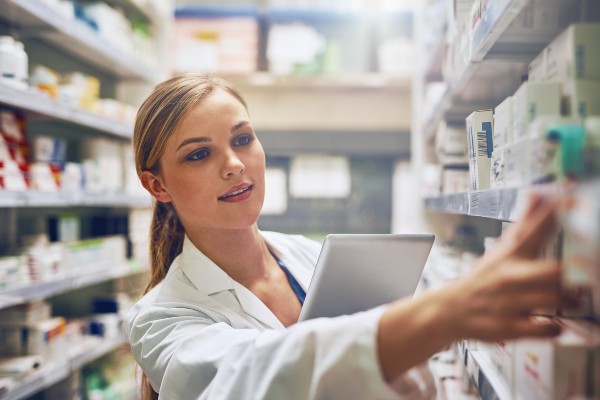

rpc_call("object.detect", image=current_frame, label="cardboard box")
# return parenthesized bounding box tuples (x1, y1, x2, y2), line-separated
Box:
(494, 96, 513, 148)
(512, 82, 561, 141)
(545, 23, 600, 82)
(562, 181, 600, 320)
(436, 122, 469, 165)
(466, 109, 493, 190)
(513, 318, 599, 400)
(490, 147, 504, 188)
(561, 80, 600, 119)
(442, 167, 470, 194)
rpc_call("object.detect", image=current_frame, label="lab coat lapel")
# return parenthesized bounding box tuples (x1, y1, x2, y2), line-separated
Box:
(232, 282, 285, 330)
(179, 235, 285, 330)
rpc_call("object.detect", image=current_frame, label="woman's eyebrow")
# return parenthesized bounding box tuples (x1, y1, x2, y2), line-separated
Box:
(231, 121, 249, 133)
(176, 137, 211, 151)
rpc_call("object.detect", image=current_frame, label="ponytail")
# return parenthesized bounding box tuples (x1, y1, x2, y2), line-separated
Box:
(144, 201, 184, 294)
(140, 201, 184, 400)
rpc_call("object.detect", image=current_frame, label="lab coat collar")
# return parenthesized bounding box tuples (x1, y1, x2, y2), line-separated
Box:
(179, 234, 285, 329)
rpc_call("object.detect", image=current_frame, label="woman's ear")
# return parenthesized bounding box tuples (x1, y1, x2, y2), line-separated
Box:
(140, 171, 172, 203)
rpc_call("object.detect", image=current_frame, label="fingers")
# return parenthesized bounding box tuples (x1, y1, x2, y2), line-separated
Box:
(511, 195, 559, 258)
(498, 316, 562, 340)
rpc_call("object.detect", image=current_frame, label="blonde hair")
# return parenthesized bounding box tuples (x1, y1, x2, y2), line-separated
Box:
(132, 73, 247, 400)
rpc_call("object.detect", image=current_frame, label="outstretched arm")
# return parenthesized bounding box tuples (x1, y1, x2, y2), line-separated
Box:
(377, 192, 573, 382)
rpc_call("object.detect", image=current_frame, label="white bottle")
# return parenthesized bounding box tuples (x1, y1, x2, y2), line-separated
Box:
(14, 41, 29, 89)
(0, 36, 18, 86)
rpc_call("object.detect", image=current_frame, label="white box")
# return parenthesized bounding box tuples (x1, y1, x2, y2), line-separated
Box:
(442, 167, 470, 194)
(436, 122, 469, 165)
(503, 138, 531, 188)
(545, 23, 600, 82)
(561, 80, 600, 119)
(490, 340, 515, 395)
(490, 147, 504, 189)
(513, 318, 596, 400)
(0, 301, 51, 327)
(466, 109, 493, 191)
(512, 82, 561, 140)
(562, 181, 600, 320)
(528, 51, 545, 82)
(494, 96, 513, 148)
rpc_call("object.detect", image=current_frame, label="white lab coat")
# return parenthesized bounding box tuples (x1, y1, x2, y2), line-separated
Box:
(126, 231, 435, 400)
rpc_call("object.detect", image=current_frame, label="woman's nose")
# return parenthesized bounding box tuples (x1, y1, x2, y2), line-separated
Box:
(222, 151, 245, 178)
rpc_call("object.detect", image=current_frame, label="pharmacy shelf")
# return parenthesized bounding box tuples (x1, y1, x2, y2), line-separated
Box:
(109, 0, 160, 25)
(0, 261, 146, 310)
(458, 345, 511, 400)
(0, 191, 151, 208)
(0, 335, 126, 400)
(0, 0, 158, 82)
(0, 82, 133, 139)
(422, 0, 585, 140)
(424, 184, 563, 221)
(228, 72, 412, 90)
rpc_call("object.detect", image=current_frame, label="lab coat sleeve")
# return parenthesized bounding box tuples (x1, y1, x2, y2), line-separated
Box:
(129, 303, 404, 400)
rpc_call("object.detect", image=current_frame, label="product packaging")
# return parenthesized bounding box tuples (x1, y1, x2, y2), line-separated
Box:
(562, 180, 600, 320)
(561, 80, 600, 119)
(513, 318, 600, 400)
(493, 96, 513, 148)
(466, 109, 493, 191)
(512, 82, 561, 141)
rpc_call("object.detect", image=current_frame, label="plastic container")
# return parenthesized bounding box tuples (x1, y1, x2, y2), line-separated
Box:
(0, 36, 18, 87)
(14, 41, 28, 88)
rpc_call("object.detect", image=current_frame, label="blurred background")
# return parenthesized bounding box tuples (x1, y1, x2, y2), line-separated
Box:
(1, 0, 600, 399)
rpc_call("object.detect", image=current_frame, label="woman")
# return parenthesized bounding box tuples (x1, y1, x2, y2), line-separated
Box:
(127, 73, 570, 399)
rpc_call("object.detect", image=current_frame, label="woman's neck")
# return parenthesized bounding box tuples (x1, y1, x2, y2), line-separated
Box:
(186, 225, 275, 284)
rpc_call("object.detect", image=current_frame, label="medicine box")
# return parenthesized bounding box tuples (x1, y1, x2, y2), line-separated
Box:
(442, 167, 469, 194)
(466, 109, 493, 191)
(489, 340, 515, 396)
(436, 122, 469, 165)
(171, 6, 260, 75)
(513, 318, 599, 400)
(489, 147, 504, 189)
(562, 181, 600, 320)
(0, 301, 51, 326)
(561, 80, 600, 119)
(493, 96, 513, 148)
(512, 82, 561, 141)
(545, 23, 600, 82)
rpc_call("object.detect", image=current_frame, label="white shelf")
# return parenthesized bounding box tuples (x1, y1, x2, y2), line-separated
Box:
(456, 342, 511, 400)
(0, 191, 151, 208)
(0, 358, 69, 400)
(228, 72, 412, 90)
(0, 82, 133, 139)
(424, 184, 563, 222)
(1, 335, 126, 400)
(423, 0, 586, 139)
(0, 261, 146, 310)
(1, 0, 159, 82)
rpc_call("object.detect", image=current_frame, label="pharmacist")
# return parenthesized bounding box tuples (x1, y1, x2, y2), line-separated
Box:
(127, 73, 574, 399)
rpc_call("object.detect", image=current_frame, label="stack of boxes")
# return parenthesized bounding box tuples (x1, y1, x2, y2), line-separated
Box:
(484, 23, 600, 191)
(460, 22, 600, 399)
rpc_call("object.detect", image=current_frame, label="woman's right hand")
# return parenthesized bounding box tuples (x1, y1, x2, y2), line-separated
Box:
(445, 192, 572, 342)
(377, 192, 577, 383)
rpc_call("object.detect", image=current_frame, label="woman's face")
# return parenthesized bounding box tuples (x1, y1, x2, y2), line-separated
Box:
(153, 88, 266, 231)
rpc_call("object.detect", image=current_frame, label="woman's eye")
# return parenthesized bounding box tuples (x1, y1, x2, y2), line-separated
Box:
(187, 148, 210, 161)
(234, 134, 252, 147)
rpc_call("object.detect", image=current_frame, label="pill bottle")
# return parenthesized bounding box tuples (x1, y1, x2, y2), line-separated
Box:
(0, 36, 18, 85)
(14, 40, 29, 88)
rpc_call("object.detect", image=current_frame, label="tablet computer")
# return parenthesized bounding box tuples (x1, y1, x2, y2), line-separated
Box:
(298, 233, 435, 321)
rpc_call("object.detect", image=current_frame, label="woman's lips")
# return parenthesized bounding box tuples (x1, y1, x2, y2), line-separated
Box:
(218, 184, 253, 202)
